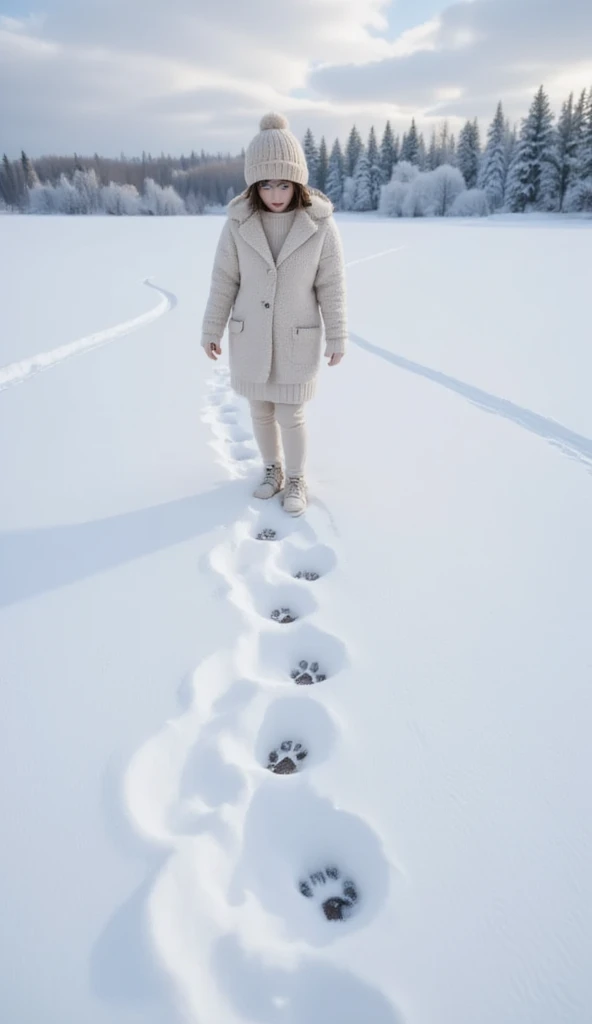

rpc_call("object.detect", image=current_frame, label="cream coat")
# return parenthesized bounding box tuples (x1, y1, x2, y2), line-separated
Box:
(201, 189, 348, 404)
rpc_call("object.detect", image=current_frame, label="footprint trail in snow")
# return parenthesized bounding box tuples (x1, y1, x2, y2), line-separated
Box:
(124, 361, 397, 1022)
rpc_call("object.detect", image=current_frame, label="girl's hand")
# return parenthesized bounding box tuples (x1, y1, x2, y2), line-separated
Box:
(205, 342, 222, 361)
(327, 352, 344, 367)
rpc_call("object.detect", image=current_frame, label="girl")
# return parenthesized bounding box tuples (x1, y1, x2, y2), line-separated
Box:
(202, 112, 348, 517)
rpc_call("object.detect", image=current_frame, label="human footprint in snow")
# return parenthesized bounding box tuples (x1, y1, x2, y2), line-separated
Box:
(202, 112, 348, 518)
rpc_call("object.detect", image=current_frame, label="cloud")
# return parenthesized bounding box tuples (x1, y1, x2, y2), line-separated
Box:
(1, 0, 400, 154)
(310, 0, 592, 121)
(1, 0, 591, 157)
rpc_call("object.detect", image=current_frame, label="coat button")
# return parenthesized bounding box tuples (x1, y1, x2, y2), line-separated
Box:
(264, 302, 270, 308)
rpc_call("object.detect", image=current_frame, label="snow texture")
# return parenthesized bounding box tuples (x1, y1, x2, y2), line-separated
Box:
(1, 212, 592, 1024)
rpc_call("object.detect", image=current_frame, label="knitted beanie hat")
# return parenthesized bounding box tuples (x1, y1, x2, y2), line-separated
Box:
(244, 112, 309, 187)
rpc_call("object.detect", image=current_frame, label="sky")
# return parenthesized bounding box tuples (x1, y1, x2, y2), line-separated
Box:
(1, 0, 591, 158)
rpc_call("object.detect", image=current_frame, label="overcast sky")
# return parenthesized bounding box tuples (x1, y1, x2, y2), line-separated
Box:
(1, 0, 590, 158)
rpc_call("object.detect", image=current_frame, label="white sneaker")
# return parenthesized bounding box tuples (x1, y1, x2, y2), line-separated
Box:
(253, 463, 284, 499)
(283, 476, 308, 517)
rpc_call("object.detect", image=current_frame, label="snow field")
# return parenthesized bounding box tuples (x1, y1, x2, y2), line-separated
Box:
(1, 213, 592, 1024)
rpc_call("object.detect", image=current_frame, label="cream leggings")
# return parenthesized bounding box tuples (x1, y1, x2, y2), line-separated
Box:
(249, 400, 307, 478)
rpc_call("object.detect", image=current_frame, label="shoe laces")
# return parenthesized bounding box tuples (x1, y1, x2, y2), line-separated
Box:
(263, 463, 280, 484)
(286, 476, 305, 499)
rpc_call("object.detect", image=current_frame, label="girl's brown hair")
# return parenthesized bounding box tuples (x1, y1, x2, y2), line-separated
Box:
(245, 180, 313, 213)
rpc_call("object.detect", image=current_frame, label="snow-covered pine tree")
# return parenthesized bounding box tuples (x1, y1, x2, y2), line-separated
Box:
(504, 118, 517, 170)
(478, 102, 507, 210)
(400, 119, 420, 164)
(317, 137, 328, 193)
(449, 133, 457, 165)
(380, 121, 397, 183)
(21, 151, 39, 190)
(303, 129, 320, 189)
(352, 151, 373, 211)
(427, 130, 438, 170)
(553, 93, 580, 210)
(345, 126, 364, 177)
(565, 88, 592, 211)
(325, 139, 345, 208)
(367, 126, 382, 208)
(504, 85, 558, 211)
(0, 155, 17, 207)
(367, 126, 379, 168)
(456, 119, 481, 188)
(417, 134, 427, 170)
(438, 122, 454, 166)
(579, 87, 592, 183)
(576, 89, 592, 179)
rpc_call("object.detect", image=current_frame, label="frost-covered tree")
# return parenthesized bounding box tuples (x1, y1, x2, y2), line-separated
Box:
(185, 191, 207, 214)
(380, 121, 397, 183)
(448, 188, 489, 217)
(417, 134, 427, 170)
(352, 151, 373, 211)
(21, 151, 39, 190)
(378, 161, 419, 217)
(345, 126, 364, 177)
(402, 172, 434, 217)
(427, 130, 438, 170)
(73, 168, 102, 213)
(317, 136, 328, 193)
(552, 93, 581, 210)
(438, 122, 455, 166)
(456, 119, 481, 188)
(142, 178, 186, 215)
(341, 176, 356, 211)
(303, 129, 319, 189)
(505, 85, 558, 211)
(504, 119, 517, 171)
(325, 139, 345, 207)
(367, 126, 379, 168)
(101, 182, 141, 215)
(478, 102, 508, 210)
(1, 154, 19, 207)
(366, 126, 382, 208)
(400, 119, 420, 165)
(565, 88, 592, 211)
(28, 183, 55, 214)
(401, 165, 465, 217)
(427, 165, 466, 215)
(225, 185, 235, 204)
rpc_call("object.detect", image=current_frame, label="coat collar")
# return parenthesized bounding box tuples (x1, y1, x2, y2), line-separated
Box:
(227, 188, 334, 268)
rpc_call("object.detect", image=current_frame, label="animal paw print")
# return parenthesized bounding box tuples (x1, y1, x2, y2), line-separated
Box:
(267, 740, 308, 774)
(299, 866, 359, 921)
(294, 571, 320, 582)
(271, 607, 297, 624)
(290, 660, 326, 685)
(257, 528, 277, 541)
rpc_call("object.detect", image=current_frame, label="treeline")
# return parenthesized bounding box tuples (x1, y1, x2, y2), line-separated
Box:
(1, 84, 591, 216)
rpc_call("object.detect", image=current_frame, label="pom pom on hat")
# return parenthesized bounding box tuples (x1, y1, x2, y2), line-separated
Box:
(260, 112, 289, 130)
(244, 111, 308, 186)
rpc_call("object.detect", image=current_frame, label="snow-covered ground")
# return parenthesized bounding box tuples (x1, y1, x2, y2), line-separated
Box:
(1, 212, 591, 1024)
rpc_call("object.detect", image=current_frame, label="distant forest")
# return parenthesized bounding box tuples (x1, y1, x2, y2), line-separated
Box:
(2, 84, 591, 217)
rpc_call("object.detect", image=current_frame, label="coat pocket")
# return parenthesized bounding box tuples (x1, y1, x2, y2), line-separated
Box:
(291, 326, 322, 365)
(228, 318, 244, 334)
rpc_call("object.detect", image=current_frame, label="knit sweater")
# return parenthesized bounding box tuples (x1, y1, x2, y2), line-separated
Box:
(201, 189, 348, 404)
(260, 209, 297, 262)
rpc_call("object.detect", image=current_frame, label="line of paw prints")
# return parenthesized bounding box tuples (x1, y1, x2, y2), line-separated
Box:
(251, 500, 360, 923)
